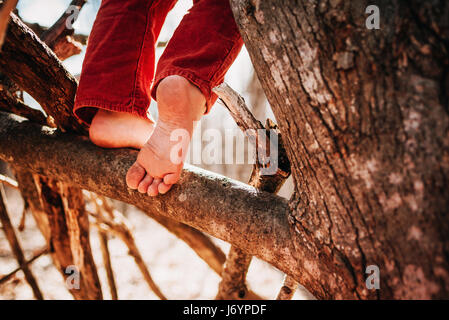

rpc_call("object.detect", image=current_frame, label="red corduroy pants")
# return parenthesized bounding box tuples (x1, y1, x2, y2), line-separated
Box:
(74, 0, 243, 125)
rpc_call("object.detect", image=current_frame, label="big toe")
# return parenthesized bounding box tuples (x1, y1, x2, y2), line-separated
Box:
(126, 162, 146, 189)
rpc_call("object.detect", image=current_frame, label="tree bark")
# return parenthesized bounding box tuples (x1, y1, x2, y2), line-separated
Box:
(230, 0, 449, 299)
(0, 13, 85, 132)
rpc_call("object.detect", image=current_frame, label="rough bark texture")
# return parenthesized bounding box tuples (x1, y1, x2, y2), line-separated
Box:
(59, 183, 103, 299)
(32, 175, 102, 299)
(230, 0, 449, 299)
(0, 13, 85, 132)
(0, 112, 296, 281)
(216, 246, 253, 300)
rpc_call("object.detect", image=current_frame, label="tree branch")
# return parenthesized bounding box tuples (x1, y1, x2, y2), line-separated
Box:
(0, 85, 48, 126)
(0, 13, 85, 132)
(0, 112, 298, 281)
(40, 0, 87, 61)
(0, 246, 48, 285)
(214, 84, 291, 300)
(0, 184, 43, 299)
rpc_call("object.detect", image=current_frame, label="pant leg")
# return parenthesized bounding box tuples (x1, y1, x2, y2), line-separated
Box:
(150, 0, 243, 113)
(74, 0, 177, 125)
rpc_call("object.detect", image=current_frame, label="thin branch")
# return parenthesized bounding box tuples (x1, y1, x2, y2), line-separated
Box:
(0, 246, 48, 285)
(0, 184, 43, 299)
(40, 0, 87, 46)
(89, 206, 167, 300)
(97, 224, 118, 300)
(40, 0, 87, 61)
(0, 173, 18, 189)
(216, 246, 253, 300)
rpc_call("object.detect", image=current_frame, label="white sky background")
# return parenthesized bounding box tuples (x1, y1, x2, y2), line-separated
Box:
(16, 0, 264, 125)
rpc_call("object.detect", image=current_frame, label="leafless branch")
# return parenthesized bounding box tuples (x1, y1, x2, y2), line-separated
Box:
(0, 184, 43, 299)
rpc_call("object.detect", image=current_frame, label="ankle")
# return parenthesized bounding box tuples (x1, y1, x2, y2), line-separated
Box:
(156, 75, 206, 124)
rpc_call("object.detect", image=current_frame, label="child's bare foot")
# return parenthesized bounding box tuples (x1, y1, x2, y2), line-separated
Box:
(126, 75, 206, 196)
(89, 109, 154, 149)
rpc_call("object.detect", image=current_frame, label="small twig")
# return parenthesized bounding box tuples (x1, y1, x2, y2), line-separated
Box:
(97, 225, 118, 300)
(276, 275, 299, 300)
(0, 184, 44, 299)
(0, 173, 18, 189)
(89, 194, 167, 300)
(17, 201, 28, 231)
(0, 246, 48, 285)
(89, 194, 118, 300)
(0, 0, 18, 50)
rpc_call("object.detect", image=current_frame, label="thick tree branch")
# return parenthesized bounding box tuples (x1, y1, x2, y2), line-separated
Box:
(0, 112, 298, 281)
(0, 13, 85, 132)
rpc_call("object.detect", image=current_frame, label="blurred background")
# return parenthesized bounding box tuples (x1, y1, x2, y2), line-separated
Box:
(0, 0, 306, 300)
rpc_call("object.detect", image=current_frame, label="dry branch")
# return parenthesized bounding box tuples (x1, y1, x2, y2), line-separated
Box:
(214, 84, 291, 300)
(0, 173, 18, 189)
(0, 112, 298, 281)
(0, 184, 43, 299)
(91, 195, 166, 300)
(40, 0, 86, 61)
(97, 225, 118, 300)
(0, 13, 85, 132)
(0, 246, 48, 285)
(0, 86, 48, 126)
(59, 183, 103, 299)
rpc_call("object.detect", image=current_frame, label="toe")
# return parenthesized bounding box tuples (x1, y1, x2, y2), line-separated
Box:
(163, 172, 181, 185)
(137, 174, 154, 193)
(126, 162, 146, 189)
(158, 182, 172, 194)
(147, 178, 162, 197)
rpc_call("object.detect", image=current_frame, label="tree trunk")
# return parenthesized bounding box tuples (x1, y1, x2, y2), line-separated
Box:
(230, 0, 449, 299)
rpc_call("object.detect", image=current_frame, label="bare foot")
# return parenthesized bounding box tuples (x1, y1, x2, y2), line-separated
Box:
(89, 109, 154, 149)
(126, 75, 206, 196)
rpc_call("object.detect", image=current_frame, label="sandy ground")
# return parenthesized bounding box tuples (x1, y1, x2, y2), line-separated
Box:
(0, 183, 313, 300)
